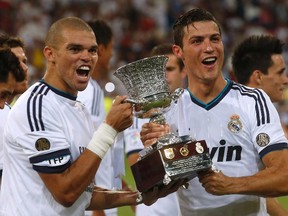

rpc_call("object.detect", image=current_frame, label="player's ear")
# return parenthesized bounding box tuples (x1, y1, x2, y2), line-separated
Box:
(251, 70, 262, 85)
(172, 45, 183, 60)
(97, 44, 105, 57)
(43, 46, 55, 63)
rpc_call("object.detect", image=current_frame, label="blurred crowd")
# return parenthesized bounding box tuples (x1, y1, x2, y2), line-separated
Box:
(1, 0, 288, 124)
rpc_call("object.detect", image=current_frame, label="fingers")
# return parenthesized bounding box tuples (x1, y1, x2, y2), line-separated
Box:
(140, 123, 170, 147)
(112, 95, 128, 105)
(105, 95, 133, 132)
(198, 169, 227, 195)
(141, 179, 185, 206)
(141, 187, 159, 206)
(160, 179, 186, 196)
(141, 123, 170, 134)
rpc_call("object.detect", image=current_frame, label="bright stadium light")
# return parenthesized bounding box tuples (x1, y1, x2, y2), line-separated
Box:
(105, 82, 115, 93)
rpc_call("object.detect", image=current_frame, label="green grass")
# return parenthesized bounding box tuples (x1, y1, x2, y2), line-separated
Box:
(118, 157, 136, 216)
(278, 196, 288, 210)
(118, 156, 288, 216)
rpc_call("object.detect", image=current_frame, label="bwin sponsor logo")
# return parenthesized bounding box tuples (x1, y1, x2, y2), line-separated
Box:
(209, 139, 242, 162)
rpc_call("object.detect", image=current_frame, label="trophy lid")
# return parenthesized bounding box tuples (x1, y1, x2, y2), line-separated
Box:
(113, 55, 170, 101)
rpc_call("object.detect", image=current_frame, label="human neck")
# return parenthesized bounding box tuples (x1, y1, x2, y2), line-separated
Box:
(188, 76, 227, 104)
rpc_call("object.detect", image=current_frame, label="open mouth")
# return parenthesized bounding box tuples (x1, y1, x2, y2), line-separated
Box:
(76, 65, 90, 77)
(202, 57, 216, 66)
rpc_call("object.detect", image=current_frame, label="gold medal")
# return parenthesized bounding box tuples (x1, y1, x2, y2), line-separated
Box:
(180, 144, 189, 156)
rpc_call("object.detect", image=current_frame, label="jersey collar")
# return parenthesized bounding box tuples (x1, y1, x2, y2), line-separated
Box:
(187, 79, 232, 110)
(39, 79, 77, 101)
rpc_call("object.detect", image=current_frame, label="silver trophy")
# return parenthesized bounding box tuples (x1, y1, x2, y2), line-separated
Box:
(114, 55, 212, 192)
(114, 55, 180, 121)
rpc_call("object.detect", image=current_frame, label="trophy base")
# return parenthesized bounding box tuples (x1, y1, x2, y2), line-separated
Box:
(131, 139, 212, 192)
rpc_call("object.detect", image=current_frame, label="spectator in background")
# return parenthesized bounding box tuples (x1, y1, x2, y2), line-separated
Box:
(232, 34, 288, 215)
(4, 0, 288, 92)
(124, 43, 186, 216)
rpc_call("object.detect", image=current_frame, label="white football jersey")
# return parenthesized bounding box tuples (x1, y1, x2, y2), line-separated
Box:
(168, 80, 288, 216)
(78, 79, 118, 216)
(0, 81, 94, 216)
(0, 104, 10, 176)
(124, 117, 180, 216)
(124, 117, 148, 156)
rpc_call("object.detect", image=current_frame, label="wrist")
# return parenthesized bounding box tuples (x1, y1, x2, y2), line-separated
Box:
(86, 122, 117, 159)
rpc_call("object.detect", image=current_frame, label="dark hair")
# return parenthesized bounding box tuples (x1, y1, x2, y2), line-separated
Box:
(151, 43, 184, 71)
(232, 35, 284, 85)
(0, 48, 25, 82)
(87, 19, 113, 47)
(0, 33, 24, 49)
(173, 8, 221, 48)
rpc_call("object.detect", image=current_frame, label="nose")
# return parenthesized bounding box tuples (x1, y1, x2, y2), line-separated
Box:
(204, 40, 214, 53)
(283, 73, 288, 86)
(80, 50, 92, 61)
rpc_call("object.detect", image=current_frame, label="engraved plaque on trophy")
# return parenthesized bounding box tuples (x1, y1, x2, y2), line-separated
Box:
(114, 56, 212, 192)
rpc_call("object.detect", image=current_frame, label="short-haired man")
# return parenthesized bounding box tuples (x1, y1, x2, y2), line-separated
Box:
(0, 17, 173, 216)
(232, 34, 288, 216)
(141, 8, 288, 216)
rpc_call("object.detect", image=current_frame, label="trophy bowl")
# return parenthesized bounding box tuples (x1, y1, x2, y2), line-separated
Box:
(114, 56, 212, 192)
(114, 55, 179, 121)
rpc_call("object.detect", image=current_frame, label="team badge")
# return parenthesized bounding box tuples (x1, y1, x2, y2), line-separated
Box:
(180, 144, 189, 156)
(164, 148, 175, 159)
(228, 114, 243, 133)
(196, 142, 204, 154)
(256, 133, 270, 147)
(35, 138, 51, 151)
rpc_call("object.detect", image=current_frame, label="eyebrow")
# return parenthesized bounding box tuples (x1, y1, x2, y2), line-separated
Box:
(66, 43, 98, 49)
(0, 90, 13, 96)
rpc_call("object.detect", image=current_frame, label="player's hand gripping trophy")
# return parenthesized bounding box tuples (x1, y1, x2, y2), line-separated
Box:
(114, 56, 212, 193)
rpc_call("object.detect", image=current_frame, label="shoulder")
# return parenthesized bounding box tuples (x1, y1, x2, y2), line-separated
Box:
(230, 82, 269, 99)
(229, 81, 272, 106)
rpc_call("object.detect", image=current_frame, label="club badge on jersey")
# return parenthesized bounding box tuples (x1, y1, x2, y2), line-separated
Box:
(227, 114, 243, 133)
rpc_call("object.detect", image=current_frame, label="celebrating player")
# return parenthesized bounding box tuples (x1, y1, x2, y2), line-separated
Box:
(140, 8, 288, 216)
(0, 17, 180, 216)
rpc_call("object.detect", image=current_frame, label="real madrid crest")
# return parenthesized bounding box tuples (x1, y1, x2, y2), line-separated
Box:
(195, 142, 204, 154)
(228, 114, 243, 133)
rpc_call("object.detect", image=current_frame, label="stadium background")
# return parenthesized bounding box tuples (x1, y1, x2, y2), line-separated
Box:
(1, 0, 288, 215)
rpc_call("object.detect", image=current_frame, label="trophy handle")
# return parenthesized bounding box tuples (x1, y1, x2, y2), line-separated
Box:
(170, 88, 184, 103)
(124, 98, 146, 104)
(124, 98, 138, 104)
